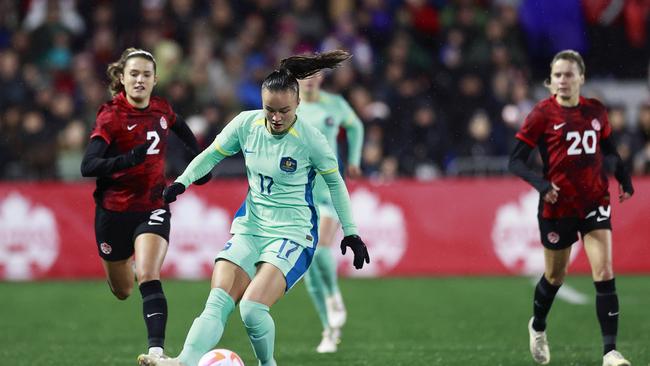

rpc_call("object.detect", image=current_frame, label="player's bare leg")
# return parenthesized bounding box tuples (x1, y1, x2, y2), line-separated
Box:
(583, 230, 630, 366)
(103, 258, 135, 300)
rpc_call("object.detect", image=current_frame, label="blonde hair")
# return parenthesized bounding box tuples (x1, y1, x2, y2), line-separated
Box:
(106, 48, 157, 96)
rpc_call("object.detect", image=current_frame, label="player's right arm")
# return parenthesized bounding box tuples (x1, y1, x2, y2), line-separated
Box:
(508, 104, 554, 196)
(174, 112, 244, 188)
(80, 107, 150, 177)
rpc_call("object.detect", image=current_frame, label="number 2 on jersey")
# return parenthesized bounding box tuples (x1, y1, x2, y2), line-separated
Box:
(258, 174, 274, 194)
(146, 131, 160, 155)
(566, 130, 596, 155)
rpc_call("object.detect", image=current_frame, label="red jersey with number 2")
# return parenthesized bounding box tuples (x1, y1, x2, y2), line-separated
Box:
(515, 96, 611, 219)
(90, 92, 176, 212)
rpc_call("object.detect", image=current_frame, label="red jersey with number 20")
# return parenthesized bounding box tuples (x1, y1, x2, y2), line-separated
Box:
(90, 93, 176, 212)
(515, 96, 611, 219)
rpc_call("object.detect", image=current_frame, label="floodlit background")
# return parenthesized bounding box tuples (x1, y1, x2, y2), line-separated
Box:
(0, 1, 649, 365)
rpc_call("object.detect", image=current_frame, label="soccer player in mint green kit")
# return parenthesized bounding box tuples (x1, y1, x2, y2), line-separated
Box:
(137, 50, 370, 366)
(296, 72, 364, 353)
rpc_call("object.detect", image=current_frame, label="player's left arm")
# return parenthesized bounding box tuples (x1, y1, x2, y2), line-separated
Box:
(601, 137, 634, 202)
(310, 130, 369, 269)
(170, 114, 211, 185)
(339, 98, 364, 178)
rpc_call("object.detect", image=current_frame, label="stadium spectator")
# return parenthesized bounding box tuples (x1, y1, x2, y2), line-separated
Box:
(79, 48, 210, 360)
(138, 51, 369, 366)
(509, 50, 633, 366)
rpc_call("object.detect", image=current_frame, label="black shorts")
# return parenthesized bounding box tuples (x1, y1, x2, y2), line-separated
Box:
(538, 205, 612, 250)
(94, 205, 171, 261)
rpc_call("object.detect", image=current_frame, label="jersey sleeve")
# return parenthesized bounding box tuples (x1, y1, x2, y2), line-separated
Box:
(211, 112, 245, 156)
(338, 97, 364, 167)
(90, 105, 114, 144)
(516, 104, 546, 147)
(307, 128, 339, 174)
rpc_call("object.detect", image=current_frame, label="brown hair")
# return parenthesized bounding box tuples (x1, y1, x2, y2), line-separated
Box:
(106, 48, 157, 96)
(261, 50, 351, 94)
(544, 49, 585, 89)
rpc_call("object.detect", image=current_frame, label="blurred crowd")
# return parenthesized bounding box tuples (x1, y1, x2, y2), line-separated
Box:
(1, 0, 650, 182)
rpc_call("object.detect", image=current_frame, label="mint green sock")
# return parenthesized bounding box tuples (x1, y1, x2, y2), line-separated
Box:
(240, 300, 276, 366)
(314, 246, 339, 296)
(178, 288, 235, 366)
(304, 259, 329, 329)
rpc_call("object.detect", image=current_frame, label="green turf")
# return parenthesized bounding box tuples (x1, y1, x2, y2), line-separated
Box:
(1, 276, 648, 365)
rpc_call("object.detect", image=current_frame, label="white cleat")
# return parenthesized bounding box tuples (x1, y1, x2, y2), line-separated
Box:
(137, 354, 184, 366)
(316, 327, 340, 353)
(602, 350, 631, 366)
(528, 317, 550, 364)
(326, 292, 347, 328)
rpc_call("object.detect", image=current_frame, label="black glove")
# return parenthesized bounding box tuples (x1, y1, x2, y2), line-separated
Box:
(340, 235, 370, 270)
(194, 171, 212, 185)
(125, 141, 152, 167)
(162, 182, 186, 203)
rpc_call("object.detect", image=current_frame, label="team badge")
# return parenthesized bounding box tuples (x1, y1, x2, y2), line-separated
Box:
(547, 232, 560, 244)
(100, 242, 112, 255)
(591, 118, 601, 131)
(325, 117, 335, 127)
(280, 157, 297, 173)
(160, 116, 168, 129)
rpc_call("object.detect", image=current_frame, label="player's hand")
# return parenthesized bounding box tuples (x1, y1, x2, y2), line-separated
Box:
(347, 165, 362, 179)
(543, 182, 560, 204)
(162, 182, 186, 203)
(340, 235, 370, 270)
(126, 141, 152, 167)
(194, 171, 212, 185)
(618, 183, 633, 203)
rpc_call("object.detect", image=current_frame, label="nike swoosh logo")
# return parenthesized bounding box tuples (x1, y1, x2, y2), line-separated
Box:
(596, 217, 608, 222)
(148, 221, 163, 225)
(146, 312, 164, 318)
(608, 311, 619, 316)
(127, 124, 137, 130)
(244, 148, 255, 154)
(553, 123, 566, 130)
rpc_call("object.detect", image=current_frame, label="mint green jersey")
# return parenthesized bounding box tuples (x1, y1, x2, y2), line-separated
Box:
(212, 110, 341, 247)
(296, 91, 364, 208)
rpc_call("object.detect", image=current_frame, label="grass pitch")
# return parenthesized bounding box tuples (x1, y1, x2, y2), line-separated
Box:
(1, 276, 648, 365)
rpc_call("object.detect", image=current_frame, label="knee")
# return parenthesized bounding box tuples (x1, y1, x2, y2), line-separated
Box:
(239, 300, 269, 327)
(111, 286, 132, 300)
(592, 267, 614, 282)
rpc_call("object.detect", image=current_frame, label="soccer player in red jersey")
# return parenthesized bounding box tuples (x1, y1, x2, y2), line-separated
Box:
(509, 50, 634, 366)
(80, 48, 210, 358)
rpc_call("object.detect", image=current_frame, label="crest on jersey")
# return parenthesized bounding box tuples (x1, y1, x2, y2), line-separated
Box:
(591, 118, 601, 131)
(325, 116, 335, 127)
(160, 116, 168, 129)
(280, 157, 297, 173)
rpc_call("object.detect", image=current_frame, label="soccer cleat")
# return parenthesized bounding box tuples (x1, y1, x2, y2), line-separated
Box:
(137, 354, 184, 366)
(528, 317, 550, 365)
(602, 350, 631, 366)
(326, 292, 347, 328)
(316, 327, 339, 353)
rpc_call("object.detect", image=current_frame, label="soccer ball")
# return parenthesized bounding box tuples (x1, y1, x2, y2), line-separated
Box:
(198, 349, 245, 366)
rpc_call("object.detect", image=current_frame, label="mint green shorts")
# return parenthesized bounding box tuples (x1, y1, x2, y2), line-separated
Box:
(216, 234, 315, 291)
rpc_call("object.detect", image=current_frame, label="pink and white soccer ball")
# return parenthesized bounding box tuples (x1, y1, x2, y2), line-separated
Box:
(198, 349, 245, 366)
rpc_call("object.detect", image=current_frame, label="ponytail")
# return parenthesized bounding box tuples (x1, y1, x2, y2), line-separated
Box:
(261, 50, 351, 93)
